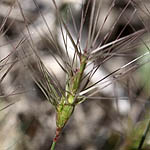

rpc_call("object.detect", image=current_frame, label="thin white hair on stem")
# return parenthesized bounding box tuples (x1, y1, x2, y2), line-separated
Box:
(17, 0, 66, 88)
(91, 28, 145, 55)
(85, 0, 96, 50)
(92, 0, 115, 47)
(82, 50, 150, 95)
(90, 0, 102, 47)
(0, 3, 15, 33)
(2, 0, 150, 149)
(132, 0, 150, 17)
(100, 0, 133, 47)
(0, 99, 21, 111)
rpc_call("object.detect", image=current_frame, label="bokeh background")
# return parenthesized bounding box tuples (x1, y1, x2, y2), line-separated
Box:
(1, 0, 150, 150)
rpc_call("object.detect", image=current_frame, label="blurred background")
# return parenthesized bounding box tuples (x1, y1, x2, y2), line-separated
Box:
(0, 0, 150, 150)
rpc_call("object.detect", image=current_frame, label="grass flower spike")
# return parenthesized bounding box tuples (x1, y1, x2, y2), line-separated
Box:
(13, 0, 150, 149)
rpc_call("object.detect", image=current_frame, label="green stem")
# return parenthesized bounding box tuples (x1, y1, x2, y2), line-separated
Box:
(50, 140, 56, 150)
(138, 119, 150, 150)
(50, 127, 61, 150)
(73, 55, 87, 91)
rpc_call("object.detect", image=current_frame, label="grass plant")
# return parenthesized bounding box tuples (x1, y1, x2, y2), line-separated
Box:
(1, 0, 150, 149)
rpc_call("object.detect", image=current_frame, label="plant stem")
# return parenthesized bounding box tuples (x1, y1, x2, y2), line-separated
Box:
(51, 140, 56, 150)
(50, 55, 88, 150)
(138, 119, 150, 150)
(50, 127, 61, 150)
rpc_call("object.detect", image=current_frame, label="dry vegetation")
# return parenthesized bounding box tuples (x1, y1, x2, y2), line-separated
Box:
(0, 0, 150, 150)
